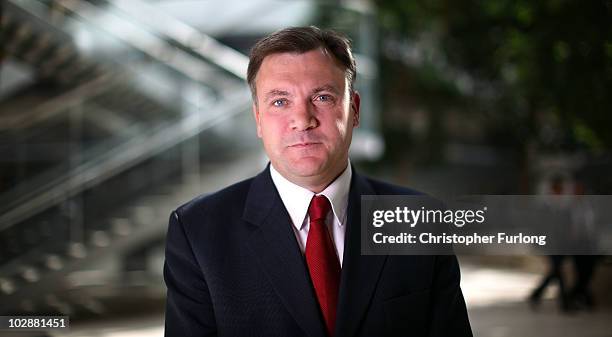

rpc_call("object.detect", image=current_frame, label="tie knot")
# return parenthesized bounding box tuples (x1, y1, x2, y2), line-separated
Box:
(308, 195, 331, 222)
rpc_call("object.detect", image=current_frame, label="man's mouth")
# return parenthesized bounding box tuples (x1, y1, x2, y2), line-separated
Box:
(289, 142, 320, 148)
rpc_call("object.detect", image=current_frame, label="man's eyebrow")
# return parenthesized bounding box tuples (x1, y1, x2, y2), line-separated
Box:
(264, 89, 291, 101)
(311, 85, 341, 95)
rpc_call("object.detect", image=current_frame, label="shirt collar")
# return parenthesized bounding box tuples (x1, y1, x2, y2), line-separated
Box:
(270, 161, 352, 231)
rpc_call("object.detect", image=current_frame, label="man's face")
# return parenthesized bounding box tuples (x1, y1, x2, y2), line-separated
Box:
(252, 49, 360, 189)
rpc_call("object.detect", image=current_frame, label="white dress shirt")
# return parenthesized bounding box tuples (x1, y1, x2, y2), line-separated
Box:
(269, 162, 352, 267)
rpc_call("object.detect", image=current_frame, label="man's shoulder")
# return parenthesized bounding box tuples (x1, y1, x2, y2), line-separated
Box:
(175, 175, 255, 219)
(359, 174, 424, 196)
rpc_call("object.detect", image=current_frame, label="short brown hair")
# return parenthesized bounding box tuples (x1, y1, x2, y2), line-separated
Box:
(247, 26, 356, 101)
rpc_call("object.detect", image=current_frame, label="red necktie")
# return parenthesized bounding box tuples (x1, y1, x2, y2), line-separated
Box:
(305, 195, 340, 337)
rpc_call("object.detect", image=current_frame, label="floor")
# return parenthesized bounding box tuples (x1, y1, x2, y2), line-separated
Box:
(6, 259, 610, 337)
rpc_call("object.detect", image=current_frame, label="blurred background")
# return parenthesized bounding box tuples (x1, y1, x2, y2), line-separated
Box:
(1, 0, 611, 336)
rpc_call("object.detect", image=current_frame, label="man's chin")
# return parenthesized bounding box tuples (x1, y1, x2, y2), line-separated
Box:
(285, 157, 327, 178)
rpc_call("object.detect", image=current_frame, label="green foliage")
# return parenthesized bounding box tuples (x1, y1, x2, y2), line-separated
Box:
(377, 0, 612, 150)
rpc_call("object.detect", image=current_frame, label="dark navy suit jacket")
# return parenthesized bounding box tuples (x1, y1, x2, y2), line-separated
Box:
(164, 165, 472, 337)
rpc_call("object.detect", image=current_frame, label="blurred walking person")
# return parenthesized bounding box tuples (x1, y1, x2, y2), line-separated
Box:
(529, 176, 571, 311)
(569, 181, 600, 310)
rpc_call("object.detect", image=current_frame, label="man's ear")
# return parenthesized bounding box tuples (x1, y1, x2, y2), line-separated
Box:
(351, 91, 361, 127)
(252, 103, 263, 138)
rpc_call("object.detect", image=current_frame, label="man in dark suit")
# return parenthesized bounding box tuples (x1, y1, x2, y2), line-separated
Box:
(164, 26, 472, 337)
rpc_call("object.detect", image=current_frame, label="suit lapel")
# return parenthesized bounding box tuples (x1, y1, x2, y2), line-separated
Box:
(243, 166, 327, 337)
(335, 171, 388, 337)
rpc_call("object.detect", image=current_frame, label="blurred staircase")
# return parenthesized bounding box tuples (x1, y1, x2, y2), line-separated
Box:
(0, 0, 259, 317)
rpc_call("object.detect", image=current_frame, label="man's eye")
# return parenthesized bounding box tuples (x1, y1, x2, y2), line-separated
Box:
(315, 95, 333, 103)
(272, 99, 286, 107)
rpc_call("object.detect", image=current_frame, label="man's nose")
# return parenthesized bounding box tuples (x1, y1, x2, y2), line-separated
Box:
(290, 101, 317, 131)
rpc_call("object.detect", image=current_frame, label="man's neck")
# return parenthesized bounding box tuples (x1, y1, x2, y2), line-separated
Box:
(271, 161, 350, 194)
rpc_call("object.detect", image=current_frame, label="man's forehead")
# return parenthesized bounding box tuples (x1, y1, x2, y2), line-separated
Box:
(263, 48, 331, 62)
(257, 51, 346, 84)
(258, 49, 345, 74)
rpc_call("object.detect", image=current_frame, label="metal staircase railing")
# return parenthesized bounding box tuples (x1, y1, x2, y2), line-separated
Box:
(104, 0, 248, 79)
(0, 0, 256, 315)
(1, 0, 253, 231)
(0, 146, 265, 315)
(0, 88, 251, 231)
